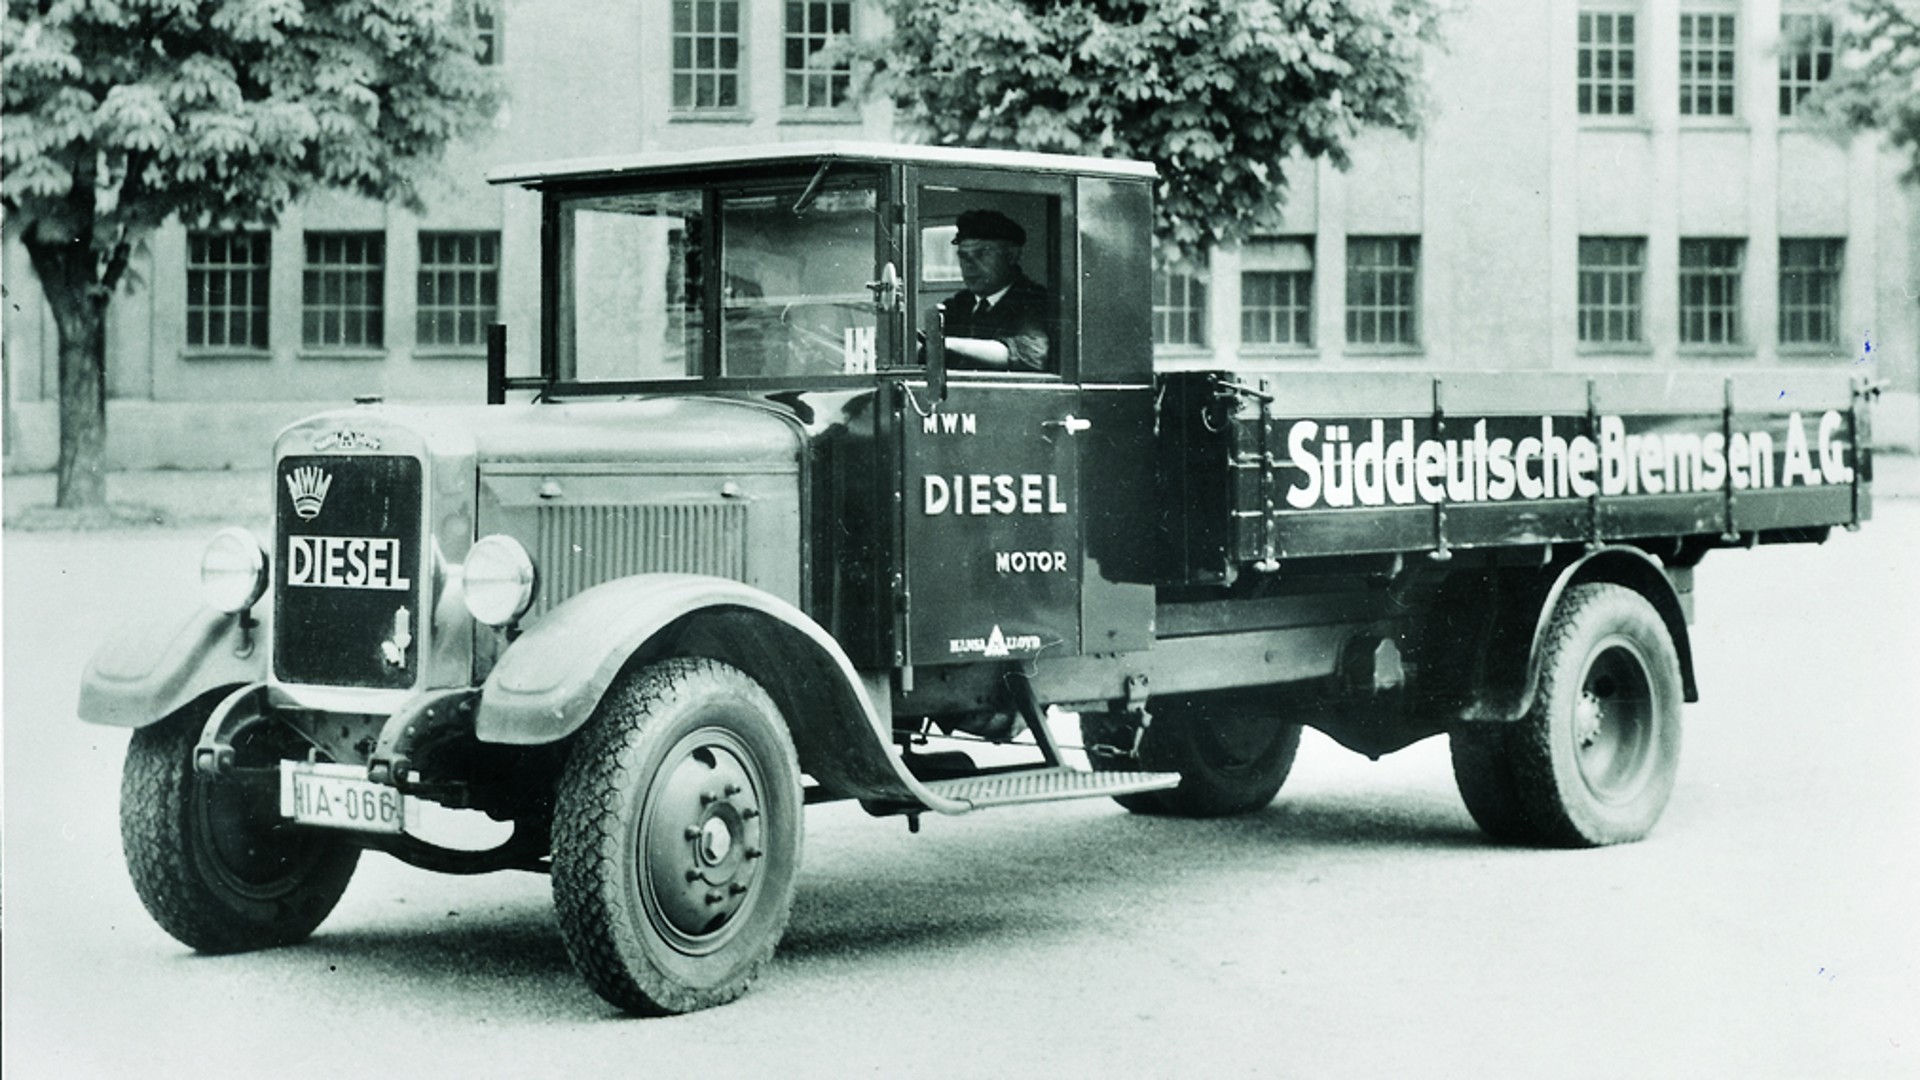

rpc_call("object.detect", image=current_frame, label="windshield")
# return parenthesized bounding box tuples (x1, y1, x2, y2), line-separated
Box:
(555, 177, 883, 382)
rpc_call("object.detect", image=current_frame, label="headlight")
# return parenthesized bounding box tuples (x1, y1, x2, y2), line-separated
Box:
(200, 527, 268, 614)
(463, 534, 537, 627)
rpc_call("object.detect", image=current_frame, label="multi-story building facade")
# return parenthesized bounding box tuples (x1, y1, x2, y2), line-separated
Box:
(4, 0, 1915, 468)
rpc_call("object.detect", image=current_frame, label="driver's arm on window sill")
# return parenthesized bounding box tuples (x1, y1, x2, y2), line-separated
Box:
(943, 336, 1012, 368)
(944, 330, 1048, 372)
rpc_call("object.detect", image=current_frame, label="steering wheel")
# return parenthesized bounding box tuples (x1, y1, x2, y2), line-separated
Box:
(779, 301, 871, 375)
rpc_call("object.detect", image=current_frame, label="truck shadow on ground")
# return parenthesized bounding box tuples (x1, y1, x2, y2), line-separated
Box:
(267, 790, 1492, 1018)
(780, 791, 1490, 960)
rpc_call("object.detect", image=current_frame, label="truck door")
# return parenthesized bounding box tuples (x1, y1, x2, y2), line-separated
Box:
(897, 172, 1083, 666)
(899, 380, 1084, 666)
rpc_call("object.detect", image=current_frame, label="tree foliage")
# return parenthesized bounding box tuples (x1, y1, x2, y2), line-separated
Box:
(853, 0, 1443, 263)
(1808, 0, 1920, 183)
(2, 0, 501, 507)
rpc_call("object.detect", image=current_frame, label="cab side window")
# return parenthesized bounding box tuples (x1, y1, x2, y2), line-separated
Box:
(918, 187, 1059, 374)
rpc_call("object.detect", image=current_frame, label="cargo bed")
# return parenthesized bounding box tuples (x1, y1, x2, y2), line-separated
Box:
(1156, 370, 1873, 584)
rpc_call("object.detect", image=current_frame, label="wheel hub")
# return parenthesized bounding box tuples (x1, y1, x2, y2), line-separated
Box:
(641, 729, 767, 955)
(1573, 643, 1654, 801)
(697, 817, 733, 864)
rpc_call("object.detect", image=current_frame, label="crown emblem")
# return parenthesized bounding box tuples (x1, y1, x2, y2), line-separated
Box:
(285, 466, 334, 521)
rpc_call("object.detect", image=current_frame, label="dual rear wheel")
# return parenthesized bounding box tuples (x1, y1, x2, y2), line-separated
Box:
(1451, 583, 1684, 847)
(1083, 690, 1304, 818)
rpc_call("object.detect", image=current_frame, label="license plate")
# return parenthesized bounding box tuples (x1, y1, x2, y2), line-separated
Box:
(279, 761, 417, 834)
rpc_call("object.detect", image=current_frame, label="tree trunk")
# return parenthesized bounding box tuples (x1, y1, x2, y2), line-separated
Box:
(54, 296, 110, 509)
(24, 236, 111, 510)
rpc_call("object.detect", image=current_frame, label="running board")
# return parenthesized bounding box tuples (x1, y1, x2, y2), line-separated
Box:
(919, 766, 1180, 811)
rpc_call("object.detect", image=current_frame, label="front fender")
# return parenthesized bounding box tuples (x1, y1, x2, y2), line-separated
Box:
(475, 573, 967, 813)
(78, 606, 267, 727)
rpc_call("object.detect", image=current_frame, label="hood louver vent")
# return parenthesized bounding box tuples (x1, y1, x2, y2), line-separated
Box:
(529, 503, 749, 618)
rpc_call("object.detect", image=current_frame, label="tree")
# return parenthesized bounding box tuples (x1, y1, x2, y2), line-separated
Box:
(851, 0, 1443, 263)
(1807, 0, 1920, 183)
(2, 0, 501, 510)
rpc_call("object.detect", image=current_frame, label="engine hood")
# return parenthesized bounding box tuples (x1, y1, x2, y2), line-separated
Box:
(278, 395, 806, 471)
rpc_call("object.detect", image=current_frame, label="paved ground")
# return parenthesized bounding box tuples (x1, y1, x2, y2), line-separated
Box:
(2, 487, 1915, 1077)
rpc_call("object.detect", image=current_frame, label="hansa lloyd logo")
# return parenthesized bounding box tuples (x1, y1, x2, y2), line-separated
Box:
(949, 625, 1043, 657)
(285, 466, 333, 521)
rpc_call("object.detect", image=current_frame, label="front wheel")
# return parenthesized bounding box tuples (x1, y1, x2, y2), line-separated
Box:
(121, 708, 360, 953)
(1083, 690, 1303, 817)
(551, 658, 803, 1015)
(1450, 582, 1683, 847)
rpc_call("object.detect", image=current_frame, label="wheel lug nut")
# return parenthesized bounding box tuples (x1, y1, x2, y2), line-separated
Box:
(705, 890, 725, 904)
(700, 791, 720, 806)
(729, 882, 749, 896)
(744, 846, 764, 860)
(741, 807, 760, 820)
(724, 783, 742, 796)
(686, 869, 703, 882)
(684, 825, 703, 841)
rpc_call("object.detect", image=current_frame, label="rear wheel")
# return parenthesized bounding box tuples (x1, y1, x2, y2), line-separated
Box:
(1083, 690, 1303, 817)
(1450, 583, 1683, 847)
(551, 658, 803, 1015)
(121, 708, 360, 953)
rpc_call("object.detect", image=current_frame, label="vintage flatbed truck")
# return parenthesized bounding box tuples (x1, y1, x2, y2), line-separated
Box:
(81, 143, 1874, 1016)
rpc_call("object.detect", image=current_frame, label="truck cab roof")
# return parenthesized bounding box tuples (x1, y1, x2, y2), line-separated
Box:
(486, 141, 1158, 188)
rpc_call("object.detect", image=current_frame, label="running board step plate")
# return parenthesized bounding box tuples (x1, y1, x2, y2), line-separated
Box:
(920, 766, 1180, 810)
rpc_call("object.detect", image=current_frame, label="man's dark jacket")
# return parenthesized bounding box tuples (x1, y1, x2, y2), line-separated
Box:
(943, 272, 1052, 372)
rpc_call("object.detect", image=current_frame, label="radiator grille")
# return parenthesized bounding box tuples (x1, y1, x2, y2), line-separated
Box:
(530, 502, 749, 617)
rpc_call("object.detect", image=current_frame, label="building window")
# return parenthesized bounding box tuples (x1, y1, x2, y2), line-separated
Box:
(785, 1, 853, 110)
(1153, 267, 1208, 348)
(672, 0, 741, 110)
(1679, 12, 1737, 117)
(1779, 239, 1843, 346)
(472, 2, 501, 66)
(187, 231, 271, 350)
(1679, 238, 1744, 345)
(1577, 11, 1637, 116)
(1346, 237, 1419, 347)
(417, 232, 500, 350)
(1578, 237, 1646, 345)
(1779, 13, 1835, 117)
(1240, 239, 1314, 347)
(303, 233, 385, 349)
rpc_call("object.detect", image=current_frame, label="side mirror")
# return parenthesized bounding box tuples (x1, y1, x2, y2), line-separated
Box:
(926, 302, 948, 404)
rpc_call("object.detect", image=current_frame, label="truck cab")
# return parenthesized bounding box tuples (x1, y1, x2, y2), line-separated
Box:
(488, 142, 1162, 679)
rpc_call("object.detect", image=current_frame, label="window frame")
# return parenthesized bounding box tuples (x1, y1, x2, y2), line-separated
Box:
(1344, 236, 1421, 350)
(471, 1, 501, 66)
(1577, 236, 1648, 349)
(1239, 237, 1315, 351)
(415, 231, 502, 355)
(186, 229, 272, 355)
(1778, 11, 1836, 119)
(1778, 238, 1844, 350)
(1678, 237, 1746, 348)
(671, 0, 746, 114)
(782, 0, 856, 115)
(1577, 8, 1640, 119)
(1678, 9, 1739, 119)
(301, 231, 387, 354)
(1153, 263, 1210, 352)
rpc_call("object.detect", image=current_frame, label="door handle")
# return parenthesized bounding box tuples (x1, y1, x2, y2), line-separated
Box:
(1043, 415, 1092, 435)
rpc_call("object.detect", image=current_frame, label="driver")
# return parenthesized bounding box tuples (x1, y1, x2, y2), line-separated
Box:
(940, 210, 1050, 372)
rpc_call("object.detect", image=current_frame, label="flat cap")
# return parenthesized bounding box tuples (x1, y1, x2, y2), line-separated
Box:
(952, 209, 1026, 246)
